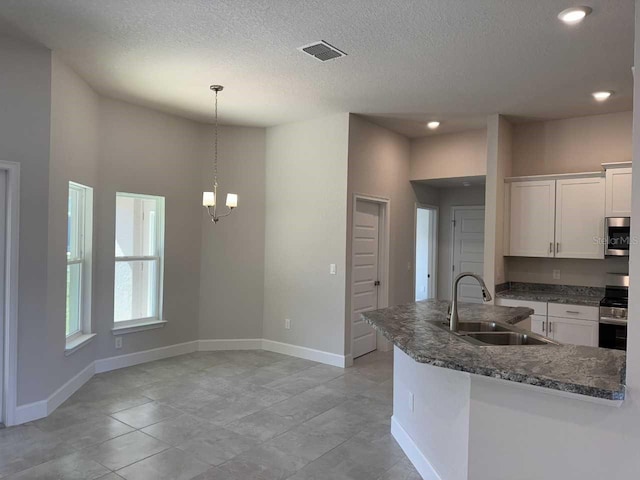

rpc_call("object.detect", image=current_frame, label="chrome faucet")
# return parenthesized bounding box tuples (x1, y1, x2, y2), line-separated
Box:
(448, 272, 492, 332)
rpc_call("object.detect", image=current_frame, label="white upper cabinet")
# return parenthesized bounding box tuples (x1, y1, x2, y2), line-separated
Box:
(508, 180, 556, 257)
(506, 174, 605, 259)
(555, 177, 605, 259)
(605, 166, 632, 217)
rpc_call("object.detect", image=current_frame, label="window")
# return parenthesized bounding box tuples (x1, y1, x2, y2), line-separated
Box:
(114, 193, 165, 327)
(66, 182, 94, 346)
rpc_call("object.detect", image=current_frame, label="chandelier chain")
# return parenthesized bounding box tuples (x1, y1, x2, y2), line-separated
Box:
(213, 88, 218, 183)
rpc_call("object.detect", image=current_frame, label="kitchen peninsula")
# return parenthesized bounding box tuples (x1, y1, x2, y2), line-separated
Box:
(363, 299, 627, 480)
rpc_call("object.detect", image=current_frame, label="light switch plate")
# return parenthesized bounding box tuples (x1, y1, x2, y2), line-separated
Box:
(553, 269, 561, 280)
(115, 337, 123, 349)
(285, 318, 291, 330)
(329, 264, 337, 275)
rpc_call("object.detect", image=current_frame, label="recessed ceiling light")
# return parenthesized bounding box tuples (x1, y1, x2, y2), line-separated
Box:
(427, 121, 440, 130)
(592, 90, 614, 101)
(558, 6, 592, 25)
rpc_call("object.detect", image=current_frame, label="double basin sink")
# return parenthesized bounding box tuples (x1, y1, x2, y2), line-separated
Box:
(430, 321, 559, 346)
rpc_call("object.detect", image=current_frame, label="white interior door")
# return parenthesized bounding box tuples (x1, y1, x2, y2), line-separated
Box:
(351, 200, 380, 358)
(0, 170, 6, 422)
(452, 207, 485, 303)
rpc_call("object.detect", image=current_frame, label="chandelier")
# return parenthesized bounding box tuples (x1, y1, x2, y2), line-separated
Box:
(202, 85, 238, 223)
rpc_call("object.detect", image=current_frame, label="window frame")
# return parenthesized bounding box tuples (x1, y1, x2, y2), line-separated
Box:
(113, 192, 165, 330)
(65, 182, 95, 352)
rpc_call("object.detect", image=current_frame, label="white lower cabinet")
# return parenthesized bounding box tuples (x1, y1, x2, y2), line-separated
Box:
(530, 314, 547, 337)
(496, 299, 598, 347)
(548, 316, 599, 347)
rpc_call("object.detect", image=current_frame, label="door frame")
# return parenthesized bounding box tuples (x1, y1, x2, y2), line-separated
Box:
(0, 161, 20, 426)
(450, 205, 485, 297)
(350, 194, 390, 360)
(413, 203, 438, 300)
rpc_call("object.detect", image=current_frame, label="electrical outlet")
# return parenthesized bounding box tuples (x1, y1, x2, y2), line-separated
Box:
(115, 336, 123, 349)
(553, 269, 561, 280)
(408, 391, 414, 413)
(329, 264, 337, 275)
(285, 318, 291, 330)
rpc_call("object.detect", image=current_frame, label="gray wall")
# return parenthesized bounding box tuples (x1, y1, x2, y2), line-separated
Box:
(46, 55, 100, 398)
(198, 125, 266, 340)
(512, 111, 632, 176)
(94, 97, 203, 359)
(411, 129, 487, 181)
(0, 35, 52, 405)
(437, 186, 486, 301)
(263, 114, 349, 356)
(346, 115, 416, 354)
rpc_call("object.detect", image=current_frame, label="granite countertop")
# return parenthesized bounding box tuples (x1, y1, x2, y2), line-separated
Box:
(495, 282, 604, 307)
(363, 300, 626, 401)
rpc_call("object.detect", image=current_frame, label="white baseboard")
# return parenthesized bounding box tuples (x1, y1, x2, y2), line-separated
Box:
(344, 354, 353, 368)
(48, 361, 96, 413)
(13, 399, 48, 425)
(95, 340, 198, 374)
(261, 339, 348, 368)
(391, 416, 442, 480)
(198, 338, 262, 351)
(13, 361, 96, 425)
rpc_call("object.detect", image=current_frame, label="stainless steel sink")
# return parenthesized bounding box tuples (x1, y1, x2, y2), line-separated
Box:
(464, 332, 553, 346)
(456, 322, 512, 333)
(429, 320, 558, 346)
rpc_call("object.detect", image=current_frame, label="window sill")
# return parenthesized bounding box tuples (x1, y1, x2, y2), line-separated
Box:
(112, 319, 167, 335)
(65, 333, 97, 357)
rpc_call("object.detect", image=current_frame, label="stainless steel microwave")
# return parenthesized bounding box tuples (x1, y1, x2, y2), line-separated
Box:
(605, 217, 631, 257)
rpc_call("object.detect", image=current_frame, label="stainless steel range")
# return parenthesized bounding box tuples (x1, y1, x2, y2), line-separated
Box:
(599, 274, 628, 351)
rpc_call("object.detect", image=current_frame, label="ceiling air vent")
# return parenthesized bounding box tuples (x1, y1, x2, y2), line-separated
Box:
(298, 41, 347, 62)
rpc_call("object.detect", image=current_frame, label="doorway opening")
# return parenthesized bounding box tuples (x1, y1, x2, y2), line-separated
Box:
(414, 204, 438, 301)
(350, 195, 389, 360)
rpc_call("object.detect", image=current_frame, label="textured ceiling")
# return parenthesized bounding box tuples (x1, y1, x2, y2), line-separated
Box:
(0, 1, 634, 136)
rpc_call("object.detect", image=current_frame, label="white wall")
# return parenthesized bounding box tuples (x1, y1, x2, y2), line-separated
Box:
(0, 35, 52, 405)
(437, 186, 486, 301)
(512, 111, 633, 176)
(410, 129, 487, 181)
(263, 114, 349, 357)
(346, 115, 416, 354)
(198, 125, 266, 340)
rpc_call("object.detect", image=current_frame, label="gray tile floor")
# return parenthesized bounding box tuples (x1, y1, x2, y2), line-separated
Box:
(0, 349, 422, 480)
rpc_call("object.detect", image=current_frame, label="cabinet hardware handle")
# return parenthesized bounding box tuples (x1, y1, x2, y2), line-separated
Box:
(556, 242, 560, 253)
(566, 310, 580, 314)
(549, 242, 553, 254)
(548, 322, 553, 334)
(542, 321, 545, 333)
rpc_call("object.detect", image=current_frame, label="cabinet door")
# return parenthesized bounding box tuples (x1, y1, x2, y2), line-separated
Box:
(548, 316, 598, 347)
(508, 180, 556, 257)
(605, 167, 632, 217)
(555, 177, 605, 259)
(530, 314, 548, 337)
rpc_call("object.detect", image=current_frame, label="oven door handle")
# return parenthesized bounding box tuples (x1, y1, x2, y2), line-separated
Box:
(599, 317, 628, 326)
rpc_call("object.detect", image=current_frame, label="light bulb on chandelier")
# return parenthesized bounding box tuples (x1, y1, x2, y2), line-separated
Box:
(202, 85, 238, 223)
